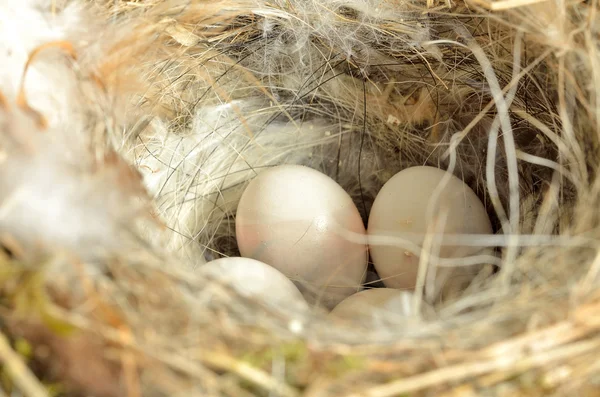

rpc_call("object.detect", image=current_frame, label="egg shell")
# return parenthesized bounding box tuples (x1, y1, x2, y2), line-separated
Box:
(235, 165, 368, 309)
(329, 288, 434, 326)
(197, 257, 309, 311)
(367, 166, 493, 294)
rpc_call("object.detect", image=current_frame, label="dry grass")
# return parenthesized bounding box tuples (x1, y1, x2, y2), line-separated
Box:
(1, 0, 600, 396)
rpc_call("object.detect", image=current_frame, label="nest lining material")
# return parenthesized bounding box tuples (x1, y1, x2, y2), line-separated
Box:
(0, 0, 599, 396)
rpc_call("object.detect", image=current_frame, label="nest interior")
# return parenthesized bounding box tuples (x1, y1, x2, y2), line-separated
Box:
(0, 0, 599, 396)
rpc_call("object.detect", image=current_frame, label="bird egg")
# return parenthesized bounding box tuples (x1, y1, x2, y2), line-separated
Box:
(236, 165, 368, 309)
(198, 257, 309, 311)
(367, 166, 493, 298)
(329, 288, 433, 327)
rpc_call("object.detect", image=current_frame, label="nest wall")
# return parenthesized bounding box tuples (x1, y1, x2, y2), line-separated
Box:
(0, 0, 599, 396)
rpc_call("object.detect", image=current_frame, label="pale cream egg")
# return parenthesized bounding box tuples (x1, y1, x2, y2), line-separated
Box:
(367, 166, 493, 298)
(198, 257, 309, 311)
(235, 165, 368, 309)
(329, 288, 433, 326)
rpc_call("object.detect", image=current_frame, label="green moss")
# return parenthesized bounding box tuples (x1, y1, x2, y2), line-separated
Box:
(279, 340, 308, 362)
(324, 354, 366, 377)
(44, 382, 67, 397)
(0, 335, 66, 396)
(0, 256, 74, 395)
(14, 337, 33, 359)
(8, 260, 76, 337)
(241, 340, 308, 369)
(0, 366, 15, 394)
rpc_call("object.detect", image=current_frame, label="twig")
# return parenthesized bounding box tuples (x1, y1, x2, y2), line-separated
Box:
(194, 349, 301, 397)
(48, 306, 300, 397)
(347, 338, 600, 397)
(120, 328, 141, 397)
(467, 0, 550, 11)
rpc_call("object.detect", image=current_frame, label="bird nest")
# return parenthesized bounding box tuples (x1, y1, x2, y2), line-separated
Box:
(0, 0, 599, 396)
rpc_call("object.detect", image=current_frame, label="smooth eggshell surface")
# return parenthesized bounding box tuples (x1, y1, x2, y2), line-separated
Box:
(235, 165, 368, 309)
(198, 257, 308, 311)
(367, 166, 493, 294)
(329, 288, 433, 326)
